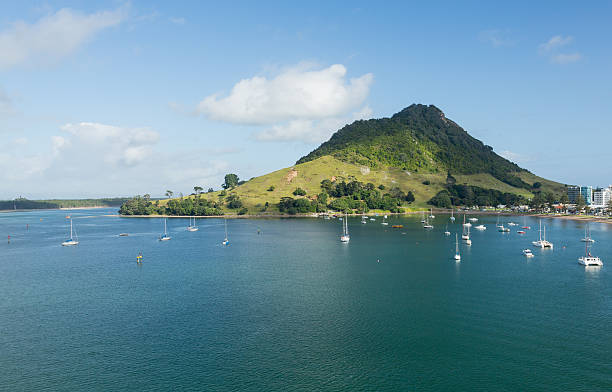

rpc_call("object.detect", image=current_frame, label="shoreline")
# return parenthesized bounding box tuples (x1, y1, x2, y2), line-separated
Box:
(115, 210, 612, 224)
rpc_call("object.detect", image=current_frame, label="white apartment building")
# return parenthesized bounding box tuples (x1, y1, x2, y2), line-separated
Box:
(592, 187, 611, 208)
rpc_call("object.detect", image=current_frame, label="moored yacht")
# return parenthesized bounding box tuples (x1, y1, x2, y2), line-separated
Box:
(578, 239, 602, 266)
(340, 213, 350, 242)
(532, 220, 552, 248)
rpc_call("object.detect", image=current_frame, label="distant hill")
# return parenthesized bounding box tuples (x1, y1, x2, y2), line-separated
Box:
(0, 198, 129, 211)
(125, 104, 566, 215)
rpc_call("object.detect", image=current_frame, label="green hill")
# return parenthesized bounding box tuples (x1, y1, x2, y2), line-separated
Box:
(122, 104, 565, 215)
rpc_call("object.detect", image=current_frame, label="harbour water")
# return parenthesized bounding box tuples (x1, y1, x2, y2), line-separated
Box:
(1, 209, 611, 391)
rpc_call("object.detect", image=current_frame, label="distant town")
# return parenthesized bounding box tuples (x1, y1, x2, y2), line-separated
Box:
(567, 185, 612, 211)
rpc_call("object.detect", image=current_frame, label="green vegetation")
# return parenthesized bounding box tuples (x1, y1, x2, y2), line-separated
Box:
(297, 104, 530, 189)
(223, 174, 239, 189)
(428, 185, 528, 208)
(119, 195, 223, 215)
(121, 104, 566, 216)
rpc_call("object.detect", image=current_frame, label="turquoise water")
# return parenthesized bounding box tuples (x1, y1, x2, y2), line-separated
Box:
(1, 209, 611, 391)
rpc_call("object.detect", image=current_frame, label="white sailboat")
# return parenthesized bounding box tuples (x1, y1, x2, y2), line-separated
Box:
(450, 209, 455, 222)
(462, 214, 471, 228)
(187, 216, 199, 232)
(340, 213, 350, 242)
(454, 234, 461, 261)
(475, 224, 486, 231)
(361, 214, 367, 224)
(429, 208, 435, 219)
(465, 225, 472, 245)
(61, 217, 79, 246)
(462, 220, 470, 241)
(532, 220, 552, 248)
(159, 218, 171, 241)
(222, 219, 229, 245)
(381, 216, 389, 226)
(423, 215, 433, 229)
(444, 224, 450, 236)
(578, 237, 602, 266)
(580, 224, 595, 243)
(523, 249, 534, 258)
(420, 211, 426, 224)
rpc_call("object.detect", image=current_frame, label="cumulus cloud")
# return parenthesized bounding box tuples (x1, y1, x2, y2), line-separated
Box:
(539, 35, 573, 52)
(255, 106, 373, 143)
(60, 122, 159, 166)
(539, 35, 582, 64)
(0, 6, 125, 69)
(0, 122, 233, 198)
(197, 63, 373, 125)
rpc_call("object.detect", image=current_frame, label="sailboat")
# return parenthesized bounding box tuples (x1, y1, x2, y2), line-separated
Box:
(381, 216, 389, 226)
(222, 219, 229, 245)
(532, 220, 552, 248)
(61, 217, 79, 246)
(340, 213, 350, 242)
(578, 237, 602, 266)
(187, 216, 199, 232)
(361, 214, 367, 224)
(429, 208, 435, 219)
(462, 214, 471, 228)
(462, 221, 470, 241)
(521, 216, 530, 230)
(423, 215, 433, 229)
(580, 224, 595, 243)
(450, 209, 455, 222)
(498, 216, 510, 232)
(444, 224, 450, 236)
(420, 211, 426, 224)
(454, 234, 461, 261)
(465, 225, 472, 245)
(159, 218, 171, 241)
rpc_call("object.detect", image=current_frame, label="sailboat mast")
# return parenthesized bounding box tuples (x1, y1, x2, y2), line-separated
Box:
(70, 219, 73, 240)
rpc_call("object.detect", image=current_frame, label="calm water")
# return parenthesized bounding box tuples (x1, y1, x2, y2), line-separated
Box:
(1, 209, 611, 391)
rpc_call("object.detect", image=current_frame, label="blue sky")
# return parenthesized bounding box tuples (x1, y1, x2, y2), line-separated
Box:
(1, 1, 611, 199)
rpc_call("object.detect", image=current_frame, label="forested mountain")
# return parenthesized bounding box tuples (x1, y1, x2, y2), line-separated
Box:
(297, 104, 529, 189)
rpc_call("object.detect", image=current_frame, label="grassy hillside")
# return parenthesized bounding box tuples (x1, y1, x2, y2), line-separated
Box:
(158, 155, 562, 214)
(142, 104, 568, 216)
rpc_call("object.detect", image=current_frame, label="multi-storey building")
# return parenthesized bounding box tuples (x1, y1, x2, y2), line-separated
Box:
(592, 187, 611, 208)
(567, 185, 580, 204)
(580, 186, 593, 205)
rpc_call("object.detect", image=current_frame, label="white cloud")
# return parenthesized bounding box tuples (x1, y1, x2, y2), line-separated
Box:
(538, 35, 582, 64)
(169, 17, 186, 25)
(539, 35, 573, 52)
(0, 6, 125, 69)
(550, 53, 582, 64)
(197, 63, 373, 125)
(60, 122, 159, 166)
(255, 106, 373, 143)
(479, 29, 515, 47)
(500, 150, 531, 164)
(0, 122, 234, 198)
